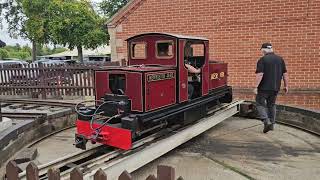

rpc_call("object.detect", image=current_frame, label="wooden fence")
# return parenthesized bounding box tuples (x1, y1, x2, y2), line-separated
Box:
(0, 62, 120, 98)
(6, 161, 184, 180)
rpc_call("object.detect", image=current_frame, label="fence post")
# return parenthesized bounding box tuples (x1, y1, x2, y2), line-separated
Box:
(26, 162, 39, 180)
(39, 63, 46, 99)
(6, 161, 19, 180)
(48, 168, 60, 180)
(118, 170, 132, 180)
(70, 167, 83, 180)
(157, 165, 175, 180)
(94, 169, 107, 180)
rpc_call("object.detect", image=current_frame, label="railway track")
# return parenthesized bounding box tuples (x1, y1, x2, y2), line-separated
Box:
(18, 127, 173, 180)
(14, 101, 241, 180)
(0, 99, 78, 178)
(0, 99, 78, 121)
(6, 100, 319, 180)
(0, 99, 78, 108)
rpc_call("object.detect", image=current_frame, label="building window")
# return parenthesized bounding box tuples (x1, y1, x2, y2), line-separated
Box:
(156, 41, 173, 59)
(131, 42, 147, 59)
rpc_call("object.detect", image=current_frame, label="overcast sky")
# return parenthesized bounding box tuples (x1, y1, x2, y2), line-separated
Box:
(0, 0, 103, 46)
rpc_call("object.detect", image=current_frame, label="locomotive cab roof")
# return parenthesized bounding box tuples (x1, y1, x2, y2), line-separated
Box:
(126, 32, 209, 41)
(126, 32, 209, 67)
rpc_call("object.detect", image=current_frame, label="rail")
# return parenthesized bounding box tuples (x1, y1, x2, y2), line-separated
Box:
(0, 100, 77, 171)
(5, 100, 320, 179)
(0, 99, 78, 108)
(5, 100, 242, 180)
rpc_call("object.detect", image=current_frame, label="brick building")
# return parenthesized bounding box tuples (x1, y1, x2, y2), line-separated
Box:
(107, 0, 320, 110)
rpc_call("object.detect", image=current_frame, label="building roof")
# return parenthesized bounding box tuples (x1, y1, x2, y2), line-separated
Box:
(43, 46, 111, 58)
(106, 0, 144, 27)
(126, 32, 209, 41)
(0, 39, 6, 47)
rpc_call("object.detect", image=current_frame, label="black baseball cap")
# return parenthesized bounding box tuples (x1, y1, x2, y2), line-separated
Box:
(260, 43, 272, 49)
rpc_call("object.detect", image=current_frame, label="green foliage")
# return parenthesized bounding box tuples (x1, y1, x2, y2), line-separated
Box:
(21, 0, 51, 44)
(48, 0, 108, 61)
(1, 0, 107, 62)
(2, 45, 32, 60)
(0, 44, 67, 60)
(37, 46, 67, 56)
(0, 0, 27, 39)
(0, 0, 51, 61)
(53, 47, 68, 54)
(0, 48, 10, 59)
(99, 0, 129, 18)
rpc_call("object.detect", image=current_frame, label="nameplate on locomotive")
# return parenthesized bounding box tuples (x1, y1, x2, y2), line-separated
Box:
(147, 72, 175, 82)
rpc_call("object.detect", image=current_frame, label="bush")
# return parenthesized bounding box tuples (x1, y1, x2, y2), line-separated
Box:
(0, 48, 10, 59)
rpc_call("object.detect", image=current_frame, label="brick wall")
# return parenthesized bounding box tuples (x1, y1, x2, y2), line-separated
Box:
(109, 0, 320, 109)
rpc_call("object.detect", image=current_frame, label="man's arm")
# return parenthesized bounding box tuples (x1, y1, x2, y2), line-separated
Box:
(255, 73, 263, 88)
(283, 72, 288, 93)
(254, 73, 263, 94)
(254, 58, 264, 94)
(185, 64, 201, 74)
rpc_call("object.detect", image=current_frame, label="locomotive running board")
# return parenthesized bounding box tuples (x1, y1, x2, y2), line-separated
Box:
(85, 100, 243, 179)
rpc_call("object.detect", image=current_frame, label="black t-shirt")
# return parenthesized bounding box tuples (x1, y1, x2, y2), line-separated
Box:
(255, 52, 287, 91)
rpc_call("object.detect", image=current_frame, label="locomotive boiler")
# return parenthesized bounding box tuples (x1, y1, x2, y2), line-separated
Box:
(75, 33, 232, 150)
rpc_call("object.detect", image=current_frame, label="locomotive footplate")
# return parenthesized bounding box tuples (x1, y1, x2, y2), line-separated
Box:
(136, 86, 232, 125)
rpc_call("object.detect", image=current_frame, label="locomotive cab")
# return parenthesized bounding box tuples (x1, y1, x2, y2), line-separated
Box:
(75, 33, 232, 150)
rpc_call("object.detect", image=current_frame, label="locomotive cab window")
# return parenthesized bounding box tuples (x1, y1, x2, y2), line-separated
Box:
(131, 42, 147, 59)
(184, 42, 205, 69)
(156, 41, 173, 58)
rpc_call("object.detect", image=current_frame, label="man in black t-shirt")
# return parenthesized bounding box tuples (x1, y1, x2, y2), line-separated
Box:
(254, 43, 288, 133)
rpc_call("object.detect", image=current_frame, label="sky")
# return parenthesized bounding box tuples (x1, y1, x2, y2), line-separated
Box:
(0, 0, 103, 46)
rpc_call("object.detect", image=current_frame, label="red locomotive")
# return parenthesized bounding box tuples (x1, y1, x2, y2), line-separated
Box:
(75, 33, 232, 150)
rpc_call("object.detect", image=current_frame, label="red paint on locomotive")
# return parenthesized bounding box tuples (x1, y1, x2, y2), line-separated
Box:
(75, 33, 232, 150)
(76, 120, 132, 150)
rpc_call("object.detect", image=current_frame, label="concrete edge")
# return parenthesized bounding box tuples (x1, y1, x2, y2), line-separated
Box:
(239, 101, 320, 135)
(0, 112, 76, 170)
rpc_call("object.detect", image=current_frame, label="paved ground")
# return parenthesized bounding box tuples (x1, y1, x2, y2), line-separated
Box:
(32, 117, 320, 180)
(34, 128, 98, 164)
(132, 117, 320, 180)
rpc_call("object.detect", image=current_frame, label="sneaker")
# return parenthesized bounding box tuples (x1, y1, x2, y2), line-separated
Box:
(263, 120, 272, 133)
(270, 124, 274, 131)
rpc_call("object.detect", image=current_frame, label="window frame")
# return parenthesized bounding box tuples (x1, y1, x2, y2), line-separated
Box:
(130, 42, 147, 60)
(155, 40, 174, 59)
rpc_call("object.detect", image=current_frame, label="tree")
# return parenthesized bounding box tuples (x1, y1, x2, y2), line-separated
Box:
(48, 0, 108, 62)
(99, 0, 129, 18)
(0, 0, 50, 61)
(0, 48, 9, 59)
